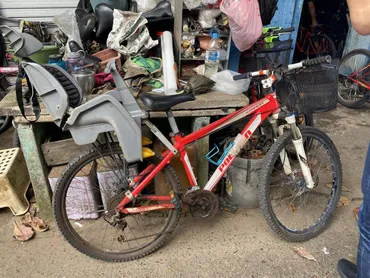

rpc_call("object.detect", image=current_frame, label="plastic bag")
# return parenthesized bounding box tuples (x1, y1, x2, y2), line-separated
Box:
(198, 9, 221, 29)
(211, 70, 250, 95)
(107, 10, 158, 56)
(137, 0, 158, 12)
(220, 0, 263, 52)
(53, 10, 83, 53)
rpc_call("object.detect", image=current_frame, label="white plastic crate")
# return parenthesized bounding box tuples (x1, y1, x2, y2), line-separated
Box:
(0, 148, 30, 215)
(49, 165, 100, 220)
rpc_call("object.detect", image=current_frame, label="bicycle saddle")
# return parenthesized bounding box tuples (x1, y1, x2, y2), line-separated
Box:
(140, 92, 195, 111)
(75, 8, 97, 42)
(142, 1, 173, 19)
(95, 3, 114, 39)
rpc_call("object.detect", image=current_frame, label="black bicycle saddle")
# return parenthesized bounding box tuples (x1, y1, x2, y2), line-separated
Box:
(142, 1, 173, 19)
(75, 8, 97, 42)
(95, 3, 114, 39)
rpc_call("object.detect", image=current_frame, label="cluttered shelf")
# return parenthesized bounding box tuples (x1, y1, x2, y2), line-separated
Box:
(182, 4, 221, 10)
(182, 31, 229, 38)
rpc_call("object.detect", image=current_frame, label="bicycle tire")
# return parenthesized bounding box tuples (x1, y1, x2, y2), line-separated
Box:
(306, 33, 337, 59)
(259, 126, 342, 242)
(0, 115, 12, 135)
(337, 49, 370, 108)
(53, 144, 183, 262)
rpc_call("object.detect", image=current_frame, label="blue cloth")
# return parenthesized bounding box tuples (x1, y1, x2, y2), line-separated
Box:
(358, 143, 370, 277)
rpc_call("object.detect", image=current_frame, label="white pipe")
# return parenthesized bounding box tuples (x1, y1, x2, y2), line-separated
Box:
(161, 31, 178, 95)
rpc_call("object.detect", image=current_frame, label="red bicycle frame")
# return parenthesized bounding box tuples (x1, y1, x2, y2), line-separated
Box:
(348, 64, 370, 90)
(118, 93, 281, 213)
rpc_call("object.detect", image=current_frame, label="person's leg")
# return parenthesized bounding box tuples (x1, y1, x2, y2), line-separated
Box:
(357, 143, 370, 277)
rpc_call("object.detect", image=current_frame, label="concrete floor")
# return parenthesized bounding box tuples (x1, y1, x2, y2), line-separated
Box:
(0, 104, 368, 278)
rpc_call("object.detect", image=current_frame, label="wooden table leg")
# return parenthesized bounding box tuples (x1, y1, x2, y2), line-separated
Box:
(191, 117, 210, 188)
(17, 123, 53, 220)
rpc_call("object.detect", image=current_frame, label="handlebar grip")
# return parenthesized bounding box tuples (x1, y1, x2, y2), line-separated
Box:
(233, 72, 251, 81)
(279, 27, 295, 33)
(302, 55, 332, 67)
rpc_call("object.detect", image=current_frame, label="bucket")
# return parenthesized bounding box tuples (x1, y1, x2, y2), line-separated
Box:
(226, 157, 264, 208)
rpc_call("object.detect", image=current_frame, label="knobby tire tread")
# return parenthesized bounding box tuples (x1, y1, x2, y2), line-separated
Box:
(53, 145, 183, 262)
(259, 126, 342, 242)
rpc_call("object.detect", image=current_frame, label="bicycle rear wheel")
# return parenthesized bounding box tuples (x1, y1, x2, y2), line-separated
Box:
(306, 33, 337, 59)
(53, 143, 182, 262)
(259, 126, 342, 241)
(338, 49, 370, 108)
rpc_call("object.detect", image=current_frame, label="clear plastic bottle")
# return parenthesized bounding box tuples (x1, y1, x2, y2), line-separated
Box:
(204, 31, 221, 78)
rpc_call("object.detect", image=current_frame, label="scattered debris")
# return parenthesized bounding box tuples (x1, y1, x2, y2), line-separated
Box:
(290, 203, 296, 212)
(337, 196, 351, 207)
(322, 247, 329, 255)
(326, 183, 351, 192)
(354, 207, 359, 220)
(21, 212, 48, 232)
(13, 221, 34, 242)
(293, 247, 318, 263)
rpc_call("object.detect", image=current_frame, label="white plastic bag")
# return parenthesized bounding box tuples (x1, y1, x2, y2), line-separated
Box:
(220, 0, 263, 52)
(211, 70, 250, 95)
(107, 10, 158, 55)
(137, 0, 158, 12)
(53, 10, 83, 53)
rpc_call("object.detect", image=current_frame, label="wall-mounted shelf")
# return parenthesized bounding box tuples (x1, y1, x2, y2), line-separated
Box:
(174, 0, 232, 79)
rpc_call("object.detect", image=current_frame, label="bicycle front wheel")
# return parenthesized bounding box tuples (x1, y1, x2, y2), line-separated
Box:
(259, 126, 342, 241)
(53, 144, 182, 262)
(338, 49, 370, 108)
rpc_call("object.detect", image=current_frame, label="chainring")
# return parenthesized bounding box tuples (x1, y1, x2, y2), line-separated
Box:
(184, 189, 219, 220)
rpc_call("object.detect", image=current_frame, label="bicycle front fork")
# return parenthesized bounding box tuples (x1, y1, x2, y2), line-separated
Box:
(269, 113, 315, 189)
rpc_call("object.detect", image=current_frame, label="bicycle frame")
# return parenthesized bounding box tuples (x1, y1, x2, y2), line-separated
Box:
(117, 93, 281, 214)
(348, 64, 370, 90)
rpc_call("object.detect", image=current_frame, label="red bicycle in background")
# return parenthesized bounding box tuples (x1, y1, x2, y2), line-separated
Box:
(338, 49, 370, 108)
(53, 56, 342, 262)
(295, 25, 336, 59)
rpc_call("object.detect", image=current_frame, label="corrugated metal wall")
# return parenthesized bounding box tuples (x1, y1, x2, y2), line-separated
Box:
(0, 0, 79, 26)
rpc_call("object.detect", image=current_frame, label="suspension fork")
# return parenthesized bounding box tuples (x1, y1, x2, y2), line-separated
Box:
(285, 115, 315, 189)
(268, 113, 292, 175)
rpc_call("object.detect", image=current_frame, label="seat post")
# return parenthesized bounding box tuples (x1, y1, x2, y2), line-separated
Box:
(166, 109, 179, 135)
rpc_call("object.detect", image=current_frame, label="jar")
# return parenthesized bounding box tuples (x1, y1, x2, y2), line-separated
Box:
(66, 50, 85, 73)
(48, 54, 67, 70)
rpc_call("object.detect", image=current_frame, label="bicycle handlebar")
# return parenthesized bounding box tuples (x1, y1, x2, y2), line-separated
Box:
(279, 27, 295, 33)
(302, 55, 332, 67)
(232, 55, 332, 81)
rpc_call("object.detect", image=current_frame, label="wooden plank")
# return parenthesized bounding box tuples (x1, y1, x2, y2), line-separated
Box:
(41, 138, 91, 166)
(17, 123, 53, 220)
(1, 90, 248, 120)
(149, 108, 236, 118)
(192, 117, 210, 188)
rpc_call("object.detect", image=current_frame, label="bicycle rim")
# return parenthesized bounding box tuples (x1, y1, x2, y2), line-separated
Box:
(338, 49, 370, 107)
(260, 127, 342, 240)
(53, 144, 182, 261)
(306, 34, 336, 59)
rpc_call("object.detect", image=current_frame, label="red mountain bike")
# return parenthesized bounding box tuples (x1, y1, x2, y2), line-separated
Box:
(53, 56, 342, 262)
(338, 49, 370, 108)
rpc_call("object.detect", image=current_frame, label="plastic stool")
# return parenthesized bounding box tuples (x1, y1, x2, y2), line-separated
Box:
(0, 148, 30, 215)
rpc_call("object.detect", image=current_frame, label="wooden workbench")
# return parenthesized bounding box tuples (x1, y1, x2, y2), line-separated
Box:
(0, 90, 249, 219)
